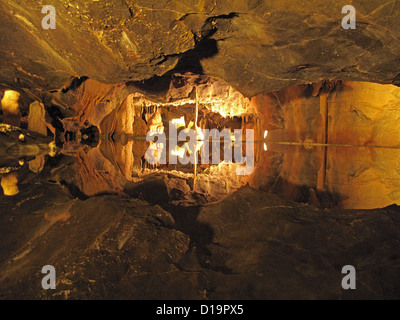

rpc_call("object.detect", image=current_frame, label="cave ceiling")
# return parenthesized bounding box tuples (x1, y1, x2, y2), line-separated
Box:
(1, 0, 400, 98)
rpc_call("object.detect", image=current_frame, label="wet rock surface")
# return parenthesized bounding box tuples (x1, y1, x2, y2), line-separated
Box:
(1, 183, 400, 299)
(1, 0, 400, 98)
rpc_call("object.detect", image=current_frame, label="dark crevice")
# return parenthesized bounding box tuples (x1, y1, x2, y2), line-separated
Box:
(59, 180, 89, 200)
(393, 73, 400, 87)
(61, 76, 89, 93)
(131, 38, 218, 95)
(46, 105, 65, 133)
(150, 53, 180, 66)
(206, 12, 239, 21)
(128, 13, 240, 95)
(162, 203, 235, 275)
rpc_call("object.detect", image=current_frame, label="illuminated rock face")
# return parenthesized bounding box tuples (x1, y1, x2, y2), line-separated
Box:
(58, 75, 254, 134)
(326, 82, 400, 147)
(324, 147, 400, 209)
(1, 172, 19, 196)
(28, 155, 45, 174)
(251, 81, 400, 146)
(250, 144, 400, 210)
(250, 81, 400, 209)
(28, 101, 47, 136)
(1, 90, 21, 127)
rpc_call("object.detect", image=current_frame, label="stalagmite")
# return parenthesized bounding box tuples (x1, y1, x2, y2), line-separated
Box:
(1, 172, 19, 196)
(26, 101, 48, 173)
(28, 101, 47, 136)
(194, 86, 204, 141)
(1, 90, 21, 127)
(29, 155, 45, 173)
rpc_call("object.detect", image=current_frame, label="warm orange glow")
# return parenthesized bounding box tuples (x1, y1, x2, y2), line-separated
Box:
(171, 144, 187, 158)
(1, 90, 20, 108)
(171, 116, 185, 128)
(196, 126, 204, 141)
(28, 101, 47, 135)
(1, 90, 21, 126)
(1, 172, 19, 196)
(29, 155, 45, 173)
(44, 212, 71, 222)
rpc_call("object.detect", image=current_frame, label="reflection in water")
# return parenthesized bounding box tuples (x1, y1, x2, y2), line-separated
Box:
(58, 135, 259, 204)
(28, 134, 400, 210)
(2, 123, 400, 209)
(325, 146, 400, 209)
(2, 80, 400, 210)
(0, 123, 55, 196)
(252, 143, 400, 209)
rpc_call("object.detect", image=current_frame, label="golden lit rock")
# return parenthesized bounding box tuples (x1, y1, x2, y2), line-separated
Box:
(28, 155, 45, 173)
(1, 90, 21, 127)
(28, 101, 47, 136)
(1, 172, 19, 196)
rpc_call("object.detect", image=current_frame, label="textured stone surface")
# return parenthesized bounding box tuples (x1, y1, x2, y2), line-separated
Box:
(196, 186, 400, 299)
(1, 185, 400, 299)
(249, 81, 400, 209)
(1, 0, 400, 97)
(251, 81, 400, 146)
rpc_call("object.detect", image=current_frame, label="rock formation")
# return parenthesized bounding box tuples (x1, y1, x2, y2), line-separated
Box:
(1, 0, 400, 300)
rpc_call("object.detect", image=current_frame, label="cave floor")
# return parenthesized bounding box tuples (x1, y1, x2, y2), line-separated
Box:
(1, 148, 400, 299)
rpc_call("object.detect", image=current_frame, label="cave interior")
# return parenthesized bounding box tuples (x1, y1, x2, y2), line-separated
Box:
(1, 0, 400, 300)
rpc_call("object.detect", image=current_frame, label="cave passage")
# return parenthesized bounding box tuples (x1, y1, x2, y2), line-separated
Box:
(1, 78, 400, 210)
